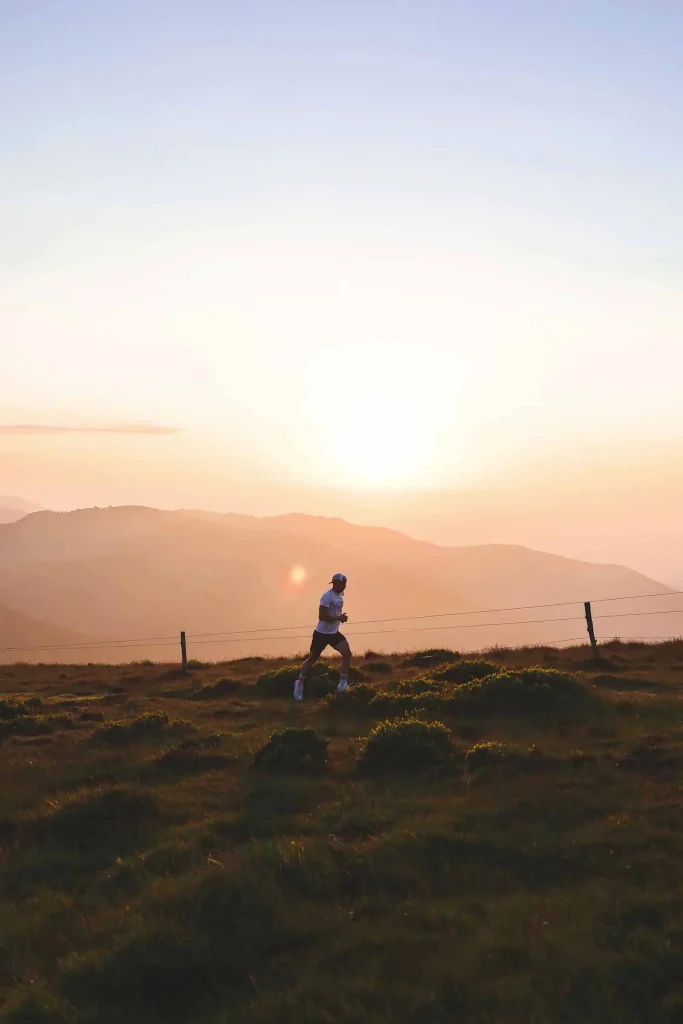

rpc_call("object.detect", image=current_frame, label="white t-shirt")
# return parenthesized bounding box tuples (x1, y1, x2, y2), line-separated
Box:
(316, 588, 344, 634)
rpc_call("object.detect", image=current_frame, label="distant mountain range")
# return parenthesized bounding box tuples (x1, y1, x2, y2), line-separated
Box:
(0, 496, 44, 525)
(0, 505, 679, 663)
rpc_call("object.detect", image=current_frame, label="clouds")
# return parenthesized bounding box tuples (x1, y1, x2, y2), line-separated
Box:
(0, 423, 181, 435)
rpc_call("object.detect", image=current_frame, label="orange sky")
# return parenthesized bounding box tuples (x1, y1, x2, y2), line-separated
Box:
(3, 2, 682, 585)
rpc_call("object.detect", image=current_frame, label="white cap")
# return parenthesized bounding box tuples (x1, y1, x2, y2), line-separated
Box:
(330, 572, 347, 582)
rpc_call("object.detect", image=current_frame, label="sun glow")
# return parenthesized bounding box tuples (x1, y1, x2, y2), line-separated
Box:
(305, 343, 462, 487)
(290, 565, 307, 585)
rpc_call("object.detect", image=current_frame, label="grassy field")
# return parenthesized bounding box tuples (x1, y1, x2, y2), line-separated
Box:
(1, 641, 683, 1023)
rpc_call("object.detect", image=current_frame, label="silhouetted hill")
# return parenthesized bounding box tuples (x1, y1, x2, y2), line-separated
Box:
(0, 603, 95, 658)
(0, 506, 677, 662)
(0, 495, 44, 525)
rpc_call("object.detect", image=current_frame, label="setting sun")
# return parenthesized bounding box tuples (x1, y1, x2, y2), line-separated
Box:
(304, 343, 462, 486)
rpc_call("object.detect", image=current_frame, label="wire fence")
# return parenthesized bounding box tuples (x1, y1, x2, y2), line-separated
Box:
(3, 588, 683, 658)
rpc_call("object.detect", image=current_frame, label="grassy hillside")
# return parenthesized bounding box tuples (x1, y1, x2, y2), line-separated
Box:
(1, 641, 683, 1022)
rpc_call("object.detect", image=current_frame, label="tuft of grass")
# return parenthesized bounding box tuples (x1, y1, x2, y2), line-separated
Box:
(198, 676, 239, 697)
(254, 727, 328, 774)
(150, 736, 230, 778)
(359, 717, 453, 774)
(159, 677, 240, 700)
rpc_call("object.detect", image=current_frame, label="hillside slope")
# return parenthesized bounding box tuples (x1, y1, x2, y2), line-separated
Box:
(3, 642, 683, 1021)
(0, 604, 96, 661)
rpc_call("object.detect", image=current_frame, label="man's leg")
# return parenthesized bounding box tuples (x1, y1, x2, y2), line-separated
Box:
(294, 638, 323, 700)
(336, 639, 352, 691)
(299, 648, 320, 681)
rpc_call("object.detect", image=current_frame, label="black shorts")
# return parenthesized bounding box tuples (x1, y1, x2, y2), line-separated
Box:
(310, 629, 348, 655)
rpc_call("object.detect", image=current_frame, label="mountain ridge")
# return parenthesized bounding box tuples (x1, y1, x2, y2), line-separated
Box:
(0, 506, 677, 662)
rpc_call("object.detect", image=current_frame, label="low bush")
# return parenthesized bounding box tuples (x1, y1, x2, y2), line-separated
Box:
(465, 741, 510, 768)
(364, 661, 393, 674)
(90, 712, 193, 746)
(0, 699, 35, 720)
(447, 667, 590, 715)
(324, 683, 377, 711)
(254, 727, 328, 774)
(0, 713, 75, 740)
(256, 664, 334, 698)
(199, 677, 239, 697)
(433, 660, 498, 684)
(359, 717, 453, 774)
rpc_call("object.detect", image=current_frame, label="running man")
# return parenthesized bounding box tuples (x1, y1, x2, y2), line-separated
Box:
(294, 573, 351, 701)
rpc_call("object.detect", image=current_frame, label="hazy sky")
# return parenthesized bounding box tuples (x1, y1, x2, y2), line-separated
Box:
(2, 1, 682, 528)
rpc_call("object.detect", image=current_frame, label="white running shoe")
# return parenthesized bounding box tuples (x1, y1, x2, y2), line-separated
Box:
(293, 680, 304, 701)
(337, 679, 349, 692)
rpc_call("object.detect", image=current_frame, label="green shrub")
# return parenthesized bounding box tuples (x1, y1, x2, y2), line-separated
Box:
(365, 661, 393, 674)
(359, 717, 453, 774)
(199, 677, 239, 697)
(447, 667, 589, 715)
(465, 741, 510, 768)
(254, 727, 328, 773)
(433, 660, 498, 684)
(90, 711, 192, 745)
(402, 648, 460, 667)
(0, 699, 33, 721)
(325, 683, 377, 711)
(256, 664, 334, 698)
(0, 713, 74, 739)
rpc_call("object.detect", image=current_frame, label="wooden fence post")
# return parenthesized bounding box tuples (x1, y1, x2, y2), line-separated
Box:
(180, 630, 188, 673)
(584, 602, 599, 661)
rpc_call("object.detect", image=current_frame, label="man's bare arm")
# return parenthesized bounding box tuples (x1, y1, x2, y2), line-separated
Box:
(319, 605, 348, 623)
